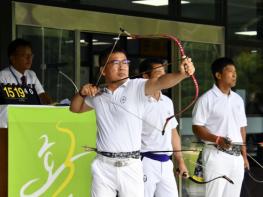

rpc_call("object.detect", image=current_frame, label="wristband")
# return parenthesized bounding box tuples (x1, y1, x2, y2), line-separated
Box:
(215, 136, 221, 145)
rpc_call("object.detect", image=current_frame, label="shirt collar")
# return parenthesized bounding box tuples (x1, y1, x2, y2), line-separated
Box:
(10, 65, 28, 77)
(104, 78, 130, 94)
(121, 78, 129, 87)
(212, 84, 233, 97)
(148, 91, 164, 102)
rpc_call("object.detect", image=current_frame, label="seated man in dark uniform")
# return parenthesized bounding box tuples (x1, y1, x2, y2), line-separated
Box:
(0, 38, 52, 105)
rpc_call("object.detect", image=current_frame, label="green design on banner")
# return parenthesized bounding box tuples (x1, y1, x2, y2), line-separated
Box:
(8, 106, 97, 197)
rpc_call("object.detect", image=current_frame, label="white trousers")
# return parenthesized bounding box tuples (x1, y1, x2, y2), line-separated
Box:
(91, 155, 144, 197)
(202, 146, 244, 197)
(142, 157, 178, 197)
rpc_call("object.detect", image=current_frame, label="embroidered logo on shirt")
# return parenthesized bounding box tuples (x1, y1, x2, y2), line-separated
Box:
(120, 96, 127, 104)
(143, 175, 147, 182)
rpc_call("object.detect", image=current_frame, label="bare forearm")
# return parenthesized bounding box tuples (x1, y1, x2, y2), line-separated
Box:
(145, 72, 186, 95)
(172, 128, 189, 175)
(39, 92, 53, 105)
(240, 127, 247, 156)
(70, 83, 97, 113)
(192, 125, 218, 143)
(145, 58, 194, 96)
(240, 127, 249, 168)
(172, 129, 184, 164)
(70, 93, 92, 113)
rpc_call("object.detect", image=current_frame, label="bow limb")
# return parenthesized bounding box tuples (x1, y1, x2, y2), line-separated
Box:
(95, 30, 123, 86)
(247, 153, 263, 169)
(245, 168, 263, 183)
(93, 29, 164, 133)
(187, 175, 234, 184)
(187, 159, 234, 185)
(122, 31, 199, 134)
(160, 34, 199, 134)
(245, 154, 263, 183)
(95, 28, 199, 134)
(176, 169, 233, 185)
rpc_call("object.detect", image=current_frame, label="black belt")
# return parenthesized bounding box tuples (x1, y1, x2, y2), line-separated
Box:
(214, 145, 241, 156)
(97, 150, 140, 159)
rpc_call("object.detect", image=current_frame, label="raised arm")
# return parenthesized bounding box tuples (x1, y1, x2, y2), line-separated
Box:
(70, 84, 98, 113)
(145, 58, 195, 96)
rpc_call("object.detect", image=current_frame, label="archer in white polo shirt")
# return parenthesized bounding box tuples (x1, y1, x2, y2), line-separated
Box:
(140, 58, 188, 197)
(70, 46, 195, 197)
(192, 57, 249, 197)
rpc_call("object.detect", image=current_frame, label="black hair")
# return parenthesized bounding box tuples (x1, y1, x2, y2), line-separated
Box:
(139, 57, 166, 76)
(211, 57, 235, 82)
(98, 45, 127, 67)
(8, 38, 32, 59)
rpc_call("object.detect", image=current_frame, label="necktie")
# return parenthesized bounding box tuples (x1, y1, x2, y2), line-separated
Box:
(21, 75, 27, 86)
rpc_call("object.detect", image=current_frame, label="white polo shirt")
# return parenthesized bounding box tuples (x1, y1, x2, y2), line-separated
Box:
(85, 78, 148, 152)
(0, 66, 45, 94)
(192, 84, 247, 142)
(141, 93, 178, 155)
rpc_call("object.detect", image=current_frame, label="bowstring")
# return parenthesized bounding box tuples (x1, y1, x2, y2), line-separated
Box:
(100, 93, 163, 133)
(95, 31, 123, 86)
(93, 29, 198, 142)
(245, 153, 263, 183)
(98, 62, 172, 88)
(125, 32, 199, 135)
(94, 29, 185, 134)
(93, 29, 163, 133)
(247, 153, 263, 169)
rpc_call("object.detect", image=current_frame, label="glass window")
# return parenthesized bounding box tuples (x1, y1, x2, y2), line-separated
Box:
(16, 0, 225, 23)
(179, 41, 222, 196)
(80, 33, 119, 85)
(24, 0, 169, 15)
(79, 0, 169, 15)
(16, 25, 75, 103)
(227, 0, 263, 117)
(179, 41, 221, 117)
(228, 0, 261, 42)
(227, 0, 263, 166)
(231, 46, 263, 116)
(180, 0, 217, 21)
(80, 32, 171, 91)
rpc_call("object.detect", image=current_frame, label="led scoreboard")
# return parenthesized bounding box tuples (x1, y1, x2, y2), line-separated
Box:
(0, 83, 41, 105)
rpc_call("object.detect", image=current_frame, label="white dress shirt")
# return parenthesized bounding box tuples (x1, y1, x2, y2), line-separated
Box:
(0, 66, 44, 95)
